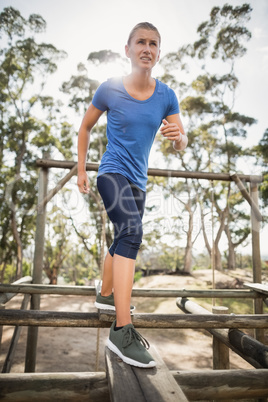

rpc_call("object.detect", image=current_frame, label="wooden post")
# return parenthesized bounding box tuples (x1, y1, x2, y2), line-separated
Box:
(212, 306, 229, 370)
(250, 182, 264, 343)
(25, 164, 48, 372)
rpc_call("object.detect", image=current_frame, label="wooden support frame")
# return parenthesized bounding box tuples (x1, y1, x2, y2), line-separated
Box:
(0, 284, 260, 299)
(17, 157, 263, 383)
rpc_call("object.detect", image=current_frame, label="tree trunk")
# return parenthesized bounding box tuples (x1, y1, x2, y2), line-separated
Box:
(215, 245, 222, 271)
(51, 266, 58, 285)
(225, 225, 236, 270)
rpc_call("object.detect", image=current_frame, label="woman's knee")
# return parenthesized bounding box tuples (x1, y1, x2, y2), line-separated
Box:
(113, 220, 143, 259)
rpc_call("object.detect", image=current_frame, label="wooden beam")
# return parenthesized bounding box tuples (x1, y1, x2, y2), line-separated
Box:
(0, 372, 109, 402)
(1, 370, 267, 401)
(173, 369, 268, 400)
(1, 310, 268, 329)
(37, 163, 78, 210)
(105, 346, 189, 402)
(231, 173, 262, 221)
(0, 284, 258, 299)
(36, 159, 263, 183)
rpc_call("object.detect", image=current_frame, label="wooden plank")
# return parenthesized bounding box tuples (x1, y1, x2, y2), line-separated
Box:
(173, 369, 268, 400)
(1, 310, 268, 329)
(105, 347, 146, 402)
(244, 282, 268, 296)
(105, 346, 188, 402)
(0, 372, 109, 402)
(0, 276, 32, 304)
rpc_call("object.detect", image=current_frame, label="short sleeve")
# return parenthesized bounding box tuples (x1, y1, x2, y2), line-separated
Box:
(166, 88, 180, 116)
(92, 81, 109, 111)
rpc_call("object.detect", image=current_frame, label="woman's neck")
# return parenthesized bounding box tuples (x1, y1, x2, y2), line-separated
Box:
(123, 73, 156, 101)
(124, 70, 154, 90)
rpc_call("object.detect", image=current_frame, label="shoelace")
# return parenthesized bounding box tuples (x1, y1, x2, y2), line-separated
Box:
(122, 327, 150, 350)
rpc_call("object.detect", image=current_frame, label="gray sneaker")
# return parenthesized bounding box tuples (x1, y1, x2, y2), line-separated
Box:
(95, 292, 135, 312)
(107, 320, 156, 368)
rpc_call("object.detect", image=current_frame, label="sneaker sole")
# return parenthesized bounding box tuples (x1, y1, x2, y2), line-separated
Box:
(94, 302, 135, 312)
(107, 339, 156, 368)
(95, 301, 116, 311)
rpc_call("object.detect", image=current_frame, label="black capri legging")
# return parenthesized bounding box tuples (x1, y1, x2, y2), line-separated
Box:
(97, 173, 146, 260)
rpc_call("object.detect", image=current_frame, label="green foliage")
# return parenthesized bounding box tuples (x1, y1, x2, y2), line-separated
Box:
(255, 129, 268, 207)
(134, 271, 143, 283)
(0, 7, 74, 280)
(194, 4, 252, 61)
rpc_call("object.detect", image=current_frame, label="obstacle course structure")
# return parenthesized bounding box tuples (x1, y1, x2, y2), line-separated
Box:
(0, 159, 267, 401)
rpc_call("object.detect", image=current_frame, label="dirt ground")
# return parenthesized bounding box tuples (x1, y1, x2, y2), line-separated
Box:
(1, 269, 264, 374)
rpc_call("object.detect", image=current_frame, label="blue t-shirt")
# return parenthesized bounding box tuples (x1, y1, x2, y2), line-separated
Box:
(92, 77, 180, 191)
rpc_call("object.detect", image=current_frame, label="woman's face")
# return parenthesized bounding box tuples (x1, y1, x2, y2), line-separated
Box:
(125, 28, 161, 71)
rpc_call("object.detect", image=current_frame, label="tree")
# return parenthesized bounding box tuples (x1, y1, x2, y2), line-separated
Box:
(157, 3, 255, 270)
(0, 7, 74, 281)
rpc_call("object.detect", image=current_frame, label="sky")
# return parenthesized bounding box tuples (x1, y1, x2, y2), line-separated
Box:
(1, 0, 267, 144)
(1, 0, 268, 258)
(1, 0, 268, 150)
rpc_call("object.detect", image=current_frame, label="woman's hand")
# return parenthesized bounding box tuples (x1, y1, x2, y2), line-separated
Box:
(160, 118, 182, 143)
(77, 170, 90, 194)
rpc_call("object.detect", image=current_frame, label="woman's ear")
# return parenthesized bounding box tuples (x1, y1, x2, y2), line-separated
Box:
(157, 49, 161, 62)
(125, 44, 130, 58)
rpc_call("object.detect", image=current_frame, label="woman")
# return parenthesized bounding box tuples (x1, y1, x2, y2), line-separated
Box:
(77, 22, 188, 368)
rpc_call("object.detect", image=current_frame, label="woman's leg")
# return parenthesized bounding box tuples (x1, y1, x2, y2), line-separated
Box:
(113, 254, 135, 326)
(97, 173, 155, 367)
(100, 252, 113, 296)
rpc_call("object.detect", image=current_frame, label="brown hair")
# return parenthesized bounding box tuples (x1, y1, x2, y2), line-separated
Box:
(127, 22, 161, 46)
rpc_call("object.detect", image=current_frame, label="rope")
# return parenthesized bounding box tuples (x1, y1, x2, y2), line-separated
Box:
(95, 208, 107, 371)
(210, 180, 216, 306)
